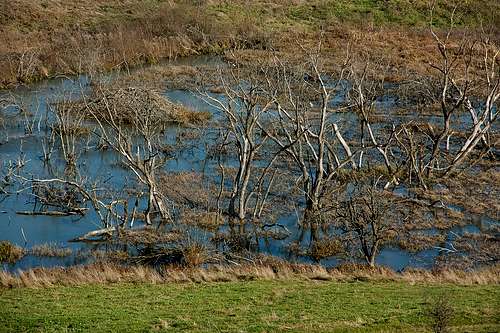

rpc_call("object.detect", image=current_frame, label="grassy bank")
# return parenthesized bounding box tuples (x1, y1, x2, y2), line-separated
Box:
(1, 0, 498, 88)
(0, 279, 498, 332)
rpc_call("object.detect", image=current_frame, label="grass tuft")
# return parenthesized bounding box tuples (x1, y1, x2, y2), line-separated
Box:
(0, 241, 25, 264)
(29, 243, 72, 257)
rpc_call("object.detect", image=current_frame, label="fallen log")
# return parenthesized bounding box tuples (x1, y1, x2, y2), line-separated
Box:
(16, 208, 89, 217)
(69, 227, 116, 242)
(17, 211, 77, 216)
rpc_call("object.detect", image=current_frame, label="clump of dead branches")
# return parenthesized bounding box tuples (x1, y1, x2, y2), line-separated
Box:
(82, 87, 210, 126)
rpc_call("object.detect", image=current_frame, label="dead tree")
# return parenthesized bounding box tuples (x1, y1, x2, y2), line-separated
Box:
(334, 183, 397, 267)
(400, 14, 499, 184)
(201, 64, 275, 221)
(346, 61, 400, 188)
(443, 39, 499, 175)
(260, 44, 355, 216)
(84, 87, 172, 226)
(50, 96, 88, 170)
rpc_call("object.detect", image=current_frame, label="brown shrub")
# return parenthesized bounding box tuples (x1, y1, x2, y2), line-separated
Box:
(182, 211, 224, 232)
(427, 296, 455, 333)
(309, 238, 344, 261)
(30, 243, 72, 257)
(0, 0, 273, 88)
(117, 228, 183, 245)
(159, 172, 217, 210)
(182, 243, 209, 267)
(75, 87, 210, 126)
(398, 233, 447, 253)
(0, 241, 25, 263)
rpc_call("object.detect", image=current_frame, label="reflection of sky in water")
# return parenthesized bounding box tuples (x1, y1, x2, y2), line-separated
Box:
(1, 60, 498, 272)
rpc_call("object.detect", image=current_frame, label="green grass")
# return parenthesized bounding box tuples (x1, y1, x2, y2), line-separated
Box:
(287, 0, 432, 26)
(0, 280, 498, 332)
(209, 0, 499, 29)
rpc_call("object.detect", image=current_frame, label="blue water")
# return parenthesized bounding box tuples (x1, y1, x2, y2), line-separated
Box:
(1, 58, 498, 272)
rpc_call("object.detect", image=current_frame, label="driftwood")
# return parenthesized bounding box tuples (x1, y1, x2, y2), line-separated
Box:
(69, 226, 116, 242)
(16, 208, 88, 217)
(69, 226, 181, 243)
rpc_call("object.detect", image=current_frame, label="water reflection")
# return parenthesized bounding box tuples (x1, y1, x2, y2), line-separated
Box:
(1, 59, 498, 272)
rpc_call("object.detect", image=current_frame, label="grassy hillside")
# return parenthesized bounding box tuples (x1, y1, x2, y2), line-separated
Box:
(1, 0, 498, 88)
(214, 0, 499, 27)
(0, 279, 498, 332)
(2, 0, 497, 31)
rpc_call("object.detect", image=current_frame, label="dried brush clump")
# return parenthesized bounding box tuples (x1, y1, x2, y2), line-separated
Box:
(426, 295, 455, 333)
(159, 172, 216, 210)
(309, 238, 344, 261)
(114, 65, 218, 91)
(30, 243, 72, 257)
(397, 232, 447, 253)
(0, 241, 25, 264)
(211, 231, 255, 252)
(117, 228, 183, 245)
(1, 259, 498, 289)
(77, 87, 210, 126)
(182, 243, 209, 267)
(181, 212, 224, 232)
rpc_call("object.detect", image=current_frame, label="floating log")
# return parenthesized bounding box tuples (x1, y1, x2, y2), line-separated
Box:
(16, 208, 88, 217)
(69, 227, 116, 242)
(16, 211, 76, 216)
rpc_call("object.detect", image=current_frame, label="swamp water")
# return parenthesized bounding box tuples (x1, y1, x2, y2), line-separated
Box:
(0, 58, 497, 272)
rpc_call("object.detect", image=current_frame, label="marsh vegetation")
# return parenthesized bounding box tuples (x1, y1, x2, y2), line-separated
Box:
(0, 2, 498, 277)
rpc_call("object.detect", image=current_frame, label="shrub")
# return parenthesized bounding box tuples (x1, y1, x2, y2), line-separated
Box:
(0, 241, 25, 263)
(427, 296, 455, 333)
(182, 243, 209, 267)
(30, 243, 72, 257)
(309, 238, 343, 261)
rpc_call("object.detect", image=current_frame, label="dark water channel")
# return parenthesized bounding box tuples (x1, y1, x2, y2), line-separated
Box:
(0, 57, 496, 272)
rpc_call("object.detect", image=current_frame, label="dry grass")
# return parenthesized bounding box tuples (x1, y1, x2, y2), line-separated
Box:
(0, 241, 25, 264)
(116, 228, 183, 245)
(181, 211, 224, 232)
(1, 0, 497, 88)
(0, 0, 268, 88)
(211, 230, 254, 252)
(111, 64, 218, 91)
(30, 243, 72, 257)
(309, 238, 344, 261)
(159, 172, 216, 211)
(398, 232, 447, 253)
(440, 170, 499, 218)
(78, 87, 211, 126)
(182, 243, 209, 267)
(1, 258, 498, 289)
(438, 232, 500, 270)
(51, 122, 91, 138)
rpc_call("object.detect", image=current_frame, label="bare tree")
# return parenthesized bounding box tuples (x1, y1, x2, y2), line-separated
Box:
(443, 38, 499, 174)
(334, 182, 398, 267)
(84, 87, 172, 226)
(50, 96, 88, 170)
(399, 12, 499, 185)
(259, 44, 355, 216)
(201, 63, 276, 221)
(346, 60, 401, 188)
